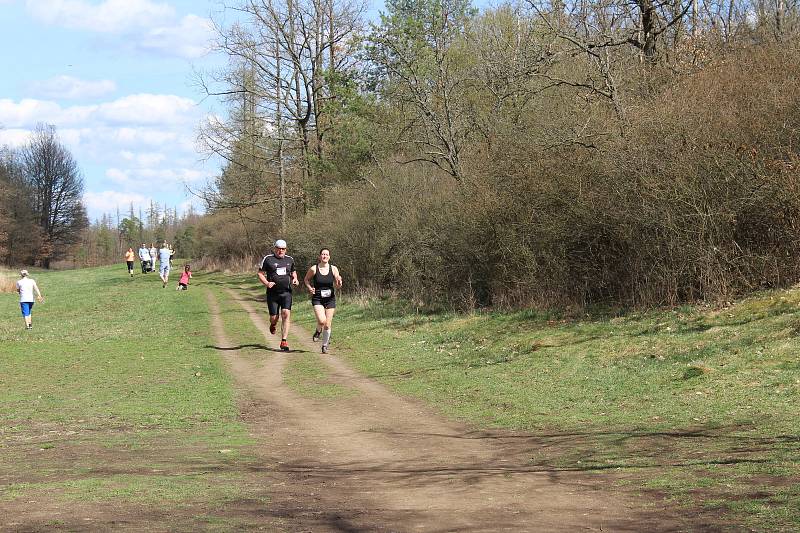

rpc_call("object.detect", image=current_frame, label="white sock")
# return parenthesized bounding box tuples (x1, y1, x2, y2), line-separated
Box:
(322, 329, 331, 346)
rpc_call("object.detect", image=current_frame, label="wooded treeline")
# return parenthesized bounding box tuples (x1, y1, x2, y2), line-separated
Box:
(0, 123, 199, 269)
(0, 125, 88, 269)
(198, 0, 800, 308)
(77, 204, 200, 268)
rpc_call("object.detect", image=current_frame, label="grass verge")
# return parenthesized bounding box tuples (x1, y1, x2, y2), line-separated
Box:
(289, 287, 800, 531)
(0, 266, 271, 530)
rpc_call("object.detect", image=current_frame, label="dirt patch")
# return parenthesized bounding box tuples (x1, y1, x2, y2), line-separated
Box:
(213, 287, 709, 532)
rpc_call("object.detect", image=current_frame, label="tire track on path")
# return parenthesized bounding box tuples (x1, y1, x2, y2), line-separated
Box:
(212, 287, 692, 532)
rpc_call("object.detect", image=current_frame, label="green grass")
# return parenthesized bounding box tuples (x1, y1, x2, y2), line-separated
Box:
(0, 266, 267, 525)
(2, 473, 249, 505)
(290, 287, 800, 531)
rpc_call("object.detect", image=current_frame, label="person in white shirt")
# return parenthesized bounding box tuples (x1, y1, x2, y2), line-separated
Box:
(16, 269, 43, 330)
(138, 243, 151, 274)
(149, 243, 158, 273)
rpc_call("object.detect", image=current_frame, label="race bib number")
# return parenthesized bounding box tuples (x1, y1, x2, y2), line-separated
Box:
(276, 267, 287, 276)
(319, 289, 332, 298)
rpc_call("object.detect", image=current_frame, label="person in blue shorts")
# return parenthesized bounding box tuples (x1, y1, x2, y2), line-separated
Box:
(16, 269, 43, 330)
(158, 242, 172, 288)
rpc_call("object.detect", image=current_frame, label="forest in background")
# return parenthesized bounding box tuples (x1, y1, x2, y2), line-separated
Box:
(3, 0, 800, 310)
(0, 130, 198, 270)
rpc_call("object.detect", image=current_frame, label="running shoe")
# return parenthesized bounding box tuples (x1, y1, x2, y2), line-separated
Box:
(26, 325, 32, 330)
(312, 329, 321, 342)
(321, 344, 328, 354)
(280, 339, 289, 351)
(269, 322, 276, 335)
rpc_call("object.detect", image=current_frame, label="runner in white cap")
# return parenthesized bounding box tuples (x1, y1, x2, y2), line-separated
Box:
(257, 239, 299, 351)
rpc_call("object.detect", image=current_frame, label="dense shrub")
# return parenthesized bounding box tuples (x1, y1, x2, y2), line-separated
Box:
(282, 44, 800, 310)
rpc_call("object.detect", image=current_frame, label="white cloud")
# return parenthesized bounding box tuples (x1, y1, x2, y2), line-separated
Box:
(138, 14, 214, 59)
(26, 1, 213, 59)
(119, 150, 165, 167)
(26, 0, 174, 33)
(0, 99, 62, 128)
(139, 167, 205, 183)
(0, 128, 32, 148)
(83, 190, 149, 213)
(94, 94, 197, 126)
(106, 167, 130, 185)
(0, 94, 198, 129)
(29, 75, 117, 100)
(106, 127, 178, 147)
(1, 95, 214, 220)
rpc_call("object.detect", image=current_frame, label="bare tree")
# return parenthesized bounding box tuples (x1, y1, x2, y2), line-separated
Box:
(368, 0, 478, 181)
(197, 0, 365, 219)
(20, 124, 88, 267)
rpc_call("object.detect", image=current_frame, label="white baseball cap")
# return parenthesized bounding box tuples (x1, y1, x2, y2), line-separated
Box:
(274, 239, 287, 248)
(20, 269, 28, 276)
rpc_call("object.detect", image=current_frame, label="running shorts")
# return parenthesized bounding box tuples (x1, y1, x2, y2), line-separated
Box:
(267, 291, 293, 315)
(20, 302, 34, 317)
(311, 295, 336, 309)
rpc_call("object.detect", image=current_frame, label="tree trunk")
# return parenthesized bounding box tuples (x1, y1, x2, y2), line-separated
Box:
(638, 0, 658, 61)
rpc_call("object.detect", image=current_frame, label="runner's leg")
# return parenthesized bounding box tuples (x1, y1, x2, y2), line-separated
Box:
(321, 306, 335, 347)
(313, 304, 326, 338)
(281, 308, 291, 340)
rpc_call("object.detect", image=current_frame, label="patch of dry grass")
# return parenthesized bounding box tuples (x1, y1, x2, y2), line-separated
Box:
(0, 270, 17, 293)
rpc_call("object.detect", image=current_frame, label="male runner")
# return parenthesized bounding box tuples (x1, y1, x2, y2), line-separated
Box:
(258, 239, 299, 351)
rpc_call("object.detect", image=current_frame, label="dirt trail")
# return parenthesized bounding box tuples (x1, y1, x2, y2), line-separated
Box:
(210, 288, 691, 532)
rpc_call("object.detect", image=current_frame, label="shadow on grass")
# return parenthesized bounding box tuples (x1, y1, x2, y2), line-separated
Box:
(363, 426, 800, 448)
(205, 343, 309, 354)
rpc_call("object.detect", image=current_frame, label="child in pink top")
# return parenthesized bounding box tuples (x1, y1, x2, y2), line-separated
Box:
(176, 264, 192, 291)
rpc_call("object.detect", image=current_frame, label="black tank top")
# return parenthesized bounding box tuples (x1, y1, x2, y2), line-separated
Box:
(313, 264, 335, 297)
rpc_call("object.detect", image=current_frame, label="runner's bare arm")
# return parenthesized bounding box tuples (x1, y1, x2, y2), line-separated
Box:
(304, 266, 316, 294)
(333, 266, 343, 288)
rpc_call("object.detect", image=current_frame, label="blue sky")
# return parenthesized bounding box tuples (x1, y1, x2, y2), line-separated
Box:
(0, 0, 228, 222)
(0, 0, 397, 223)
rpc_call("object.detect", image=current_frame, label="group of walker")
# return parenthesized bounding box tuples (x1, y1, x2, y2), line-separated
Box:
(258, 239, 343, 354)
(125, 243, 191, 290)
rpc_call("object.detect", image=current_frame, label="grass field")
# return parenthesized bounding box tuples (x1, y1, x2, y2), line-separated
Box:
(2, 265, 798, 530)
(0, 266, 270, 530)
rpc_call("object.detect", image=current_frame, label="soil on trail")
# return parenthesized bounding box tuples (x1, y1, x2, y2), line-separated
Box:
(209, 288, 697, 532)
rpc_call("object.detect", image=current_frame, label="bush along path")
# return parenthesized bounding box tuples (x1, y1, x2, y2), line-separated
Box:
(209, 285, 705, 532)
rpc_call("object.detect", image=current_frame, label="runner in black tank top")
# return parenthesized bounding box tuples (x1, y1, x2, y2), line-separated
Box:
(303, 248, 343, 353)
(311, 264, 336, 307)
